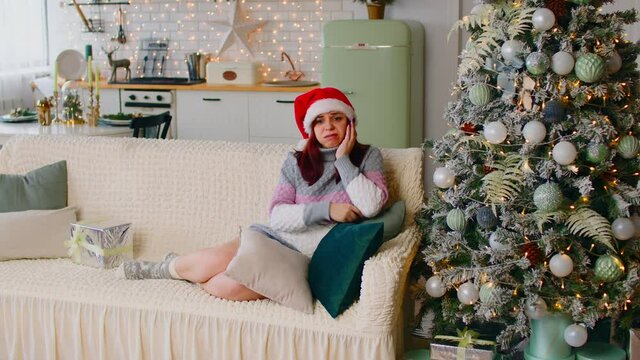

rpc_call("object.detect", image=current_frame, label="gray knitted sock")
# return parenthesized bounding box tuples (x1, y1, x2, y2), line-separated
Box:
(119, 252, 179, 280)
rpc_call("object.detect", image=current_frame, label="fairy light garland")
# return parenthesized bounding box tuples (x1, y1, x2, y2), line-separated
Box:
(60, 0, 326, 81)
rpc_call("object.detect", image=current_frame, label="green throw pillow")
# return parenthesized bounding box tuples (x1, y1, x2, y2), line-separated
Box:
(308, 222, 384, 318)
(0, 160, 68, 213)
(361, 200, 405, 241)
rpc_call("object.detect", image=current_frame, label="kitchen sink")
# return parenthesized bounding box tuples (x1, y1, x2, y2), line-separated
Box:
(262, 80, 319, 87)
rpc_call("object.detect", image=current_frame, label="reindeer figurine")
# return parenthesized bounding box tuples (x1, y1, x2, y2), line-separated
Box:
(102, 46, 131, 82)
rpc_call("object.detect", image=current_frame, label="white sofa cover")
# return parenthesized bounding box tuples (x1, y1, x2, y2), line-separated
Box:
(0, 135, 424, 360)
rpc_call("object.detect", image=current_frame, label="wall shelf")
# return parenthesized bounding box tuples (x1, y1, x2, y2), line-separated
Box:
(66, 1, 130, 5)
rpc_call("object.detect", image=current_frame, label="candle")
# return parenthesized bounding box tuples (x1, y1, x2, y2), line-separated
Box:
(53, 62, 58, 93)
(87, 56, 92, 85)
(95, 65, 100, 97)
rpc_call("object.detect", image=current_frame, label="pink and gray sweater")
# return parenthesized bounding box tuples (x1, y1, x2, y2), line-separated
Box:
(251, 146, 388, 257)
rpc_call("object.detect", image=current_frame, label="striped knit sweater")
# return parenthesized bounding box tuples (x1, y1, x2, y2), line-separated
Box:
(250, 146, 388, 257)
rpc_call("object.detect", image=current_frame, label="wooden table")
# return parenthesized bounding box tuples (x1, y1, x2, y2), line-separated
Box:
(0, 122, 133, 146)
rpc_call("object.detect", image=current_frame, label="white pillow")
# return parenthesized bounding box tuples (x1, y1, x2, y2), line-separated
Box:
(0, 207, 77, 260)
(225, 228, 314, 314)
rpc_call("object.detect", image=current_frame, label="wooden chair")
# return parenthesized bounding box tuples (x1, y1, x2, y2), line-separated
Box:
(130, 111, 172, 139)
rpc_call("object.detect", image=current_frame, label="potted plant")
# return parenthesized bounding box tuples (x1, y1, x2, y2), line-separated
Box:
(354, 0, 395, 20)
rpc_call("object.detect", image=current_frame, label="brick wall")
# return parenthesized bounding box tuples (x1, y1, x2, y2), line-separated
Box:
(54, 0, 354, 82)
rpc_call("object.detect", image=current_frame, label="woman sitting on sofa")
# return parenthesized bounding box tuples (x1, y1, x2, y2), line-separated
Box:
(118, 87, 388, 301)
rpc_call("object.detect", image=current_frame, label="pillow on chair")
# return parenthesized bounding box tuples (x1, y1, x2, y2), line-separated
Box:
(0, 160, 67, 213)
(361, 200, 405, 241)
(308, 222, 384, 318)
(225, 228, 314, 314)
(0, 207, 77, 260)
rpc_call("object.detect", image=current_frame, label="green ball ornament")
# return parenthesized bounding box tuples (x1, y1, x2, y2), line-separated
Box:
(446, 209, 467, 232)
(586, 143, 609, 164)
(469, 84, 494, 106)
(594, 254, 625, 282)
(526, 52, 550, 75)
(617, 135, 640, 159)
(575, 53, 606, 83)
(479, 282, 501, 304)
(534, 183, 564, 212)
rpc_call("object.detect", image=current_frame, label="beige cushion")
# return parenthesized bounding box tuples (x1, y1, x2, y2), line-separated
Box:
(0, 207, 77, 260)
(225, 228, 313, 314)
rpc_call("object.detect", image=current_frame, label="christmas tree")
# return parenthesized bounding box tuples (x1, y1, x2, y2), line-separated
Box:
(412, 0, 640, 353)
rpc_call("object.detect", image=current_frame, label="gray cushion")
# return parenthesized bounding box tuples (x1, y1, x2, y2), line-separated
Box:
(225, 228, 314, 314)
(0, 207, 77, 260)
(361, 200, 406, 241)
(0, 160, 68, 213)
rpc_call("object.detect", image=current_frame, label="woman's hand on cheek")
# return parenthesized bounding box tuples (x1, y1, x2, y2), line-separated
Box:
(336, 123, 356, 159)
(329, 203, 363, 223)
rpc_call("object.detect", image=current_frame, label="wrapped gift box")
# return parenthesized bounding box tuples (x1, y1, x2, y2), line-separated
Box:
(66, 220, 133, 269)
(630, 329, 639, 359)
(430, 342, 495, 360)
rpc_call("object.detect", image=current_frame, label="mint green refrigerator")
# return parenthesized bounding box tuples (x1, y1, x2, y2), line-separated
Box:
(321, 20, 424, 148)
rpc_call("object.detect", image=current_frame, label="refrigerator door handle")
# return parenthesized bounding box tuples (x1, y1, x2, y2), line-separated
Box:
(341, 90, 354, 95)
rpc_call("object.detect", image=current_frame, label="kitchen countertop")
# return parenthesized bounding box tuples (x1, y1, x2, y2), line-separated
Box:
(98, 81, 319, 92)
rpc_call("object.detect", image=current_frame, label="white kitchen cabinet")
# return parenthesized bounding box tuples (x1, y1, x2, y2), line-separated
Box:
(99, 89, 121, 115)
(248, 93, 300, 144)
(176, 91, 249, 141)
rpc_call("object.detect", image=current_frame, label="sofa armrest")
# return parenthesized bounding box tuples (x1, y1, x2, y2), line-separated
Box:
(357, 225, 420, 331)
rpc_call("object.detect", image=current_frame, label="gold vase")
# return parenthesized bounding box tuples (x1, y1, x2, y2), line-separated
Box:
(366, 2, 385, 20)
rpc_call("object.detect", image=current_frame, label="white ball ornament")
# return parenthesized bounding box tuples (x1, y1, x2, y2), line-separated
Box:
(606, 51, 622, 74)
(457, 282, 480, 305)
(564, 324, 588, 347)
(525, 298, 548, 319)
(426, 276, 447, 298)
(501, 40, 524, 62)
(532, 8, 556, 32)
(484, 121, 508, 144)
(550, 253, 574, 278)
(522, 121, 547, 145)
(612, 218, 635, 241)
(552, 141, 578, 165)
(433, 167, 455, 189)
(552, 51, 575, 75)
(489, 232, 510, 251)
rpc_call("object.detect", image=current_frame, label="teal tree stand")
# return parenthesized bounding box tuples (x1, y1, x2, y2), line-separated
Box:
(525, 314, 575, 360)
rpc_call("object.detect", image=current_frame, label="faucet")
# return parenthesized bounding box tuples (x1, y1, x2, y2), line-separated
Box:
(281, 51, 304, 81)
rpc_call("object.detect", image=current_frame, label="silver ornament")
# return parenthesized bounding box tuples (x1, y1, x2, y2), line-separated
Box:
(526, 52, 550, 75)
(534, 183, 564, 212)
(483, 121, 508, 144)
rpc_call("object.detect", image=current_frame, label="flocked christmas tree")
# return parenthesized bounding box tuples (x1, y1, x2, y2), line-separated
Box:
(412, 0, 640, 353)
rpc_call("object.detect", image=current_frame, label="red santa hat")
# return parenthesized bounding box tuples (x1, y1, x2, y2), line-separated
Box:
(294, 87, 356, 139)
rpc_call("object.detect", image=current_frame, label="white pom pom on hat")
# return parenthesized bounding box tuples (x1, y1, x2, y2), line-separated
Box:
(294, 87, 356, 139)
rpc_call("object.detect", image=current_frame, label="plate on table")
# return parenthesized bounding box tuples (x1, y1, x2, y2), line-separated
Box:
(1, 111, 38, 123)
(99, 113, 136, 126)
(56, 49, 87, 81)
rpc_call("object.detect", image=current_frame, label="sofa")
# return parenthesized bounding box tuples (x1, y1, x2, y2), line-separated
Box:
(0, 135, 424, 360)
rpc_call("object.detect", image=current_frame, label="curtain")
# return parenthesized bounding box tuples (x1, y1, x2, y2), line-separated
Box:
(0, 0, 48, 113)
